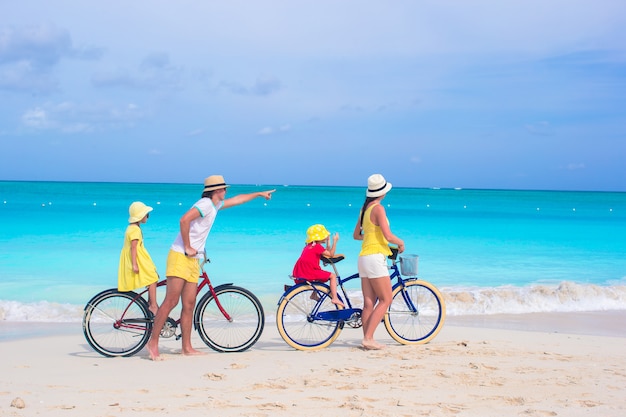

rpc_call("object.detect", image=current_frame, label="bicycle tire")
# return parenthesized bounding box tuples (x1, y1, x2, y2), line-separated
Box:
(195, 285, 265, 352)
(384, 280, 446, 344)
(276, 283, 343, 351)
(82, 289, 152, 357)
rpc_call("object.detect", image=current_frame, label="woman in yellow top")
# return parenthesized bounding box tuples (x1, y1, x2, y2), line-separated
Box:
(118, 201, 159, 315)
(353, 174, 405, 350)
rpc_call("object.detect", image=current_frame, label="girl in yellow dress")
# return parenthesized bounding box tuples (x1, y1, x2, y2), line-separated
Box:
(118, 201, 159, 315)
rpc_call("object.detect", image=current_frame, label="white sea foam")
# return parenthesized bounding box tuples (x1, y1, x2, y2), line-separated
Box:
(442, 281, 626, 315)
(1, 281, 625, 323)
(0, 300, 83, 322)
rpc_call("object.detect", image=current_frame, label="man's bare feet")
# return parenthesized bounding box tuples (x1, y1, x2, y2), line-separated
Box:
(182, 347, 207, 356)
(361, 339, 385, 350)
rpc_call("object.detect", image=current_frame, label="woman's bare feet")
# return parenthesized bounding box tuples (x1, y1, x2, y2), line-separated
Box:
(361, 339, 385, 350)
(149, 305, 158, 317)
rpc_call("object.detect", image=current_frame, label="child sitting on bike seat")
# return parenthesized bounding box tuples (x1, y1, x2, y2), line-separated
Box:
(292, 224, 344, 307)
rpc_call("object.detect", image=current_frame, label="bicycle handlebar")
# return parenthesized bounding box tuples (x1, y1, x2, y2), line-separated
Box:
(184, 250, 210, 266)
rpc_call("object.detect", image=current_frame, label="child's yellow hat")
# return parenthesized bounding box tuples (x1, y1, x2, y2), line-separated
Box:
(306, 224, 330, 244)
(128, 201, 153, 223)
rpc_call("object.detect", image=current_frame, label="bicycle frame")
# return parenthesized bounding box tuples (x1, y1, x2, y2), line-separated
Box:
(84, 251, 266, 356)
(281, 252, 419, 324)
(115, 255, 234, 332)
(276, 248, 445, 350)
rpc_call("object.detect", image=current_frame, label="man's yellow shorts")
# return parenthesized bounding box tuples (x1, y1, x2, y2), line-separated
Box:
(165, 250, 200, 283)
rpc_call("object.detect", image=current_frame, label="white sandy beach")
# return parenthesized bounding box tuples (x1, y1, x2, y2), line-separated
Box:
(1, 313, 625, 417)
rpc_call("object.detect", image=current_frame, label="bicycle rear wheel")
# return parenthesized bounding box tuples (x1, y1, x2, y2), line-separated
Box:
(276, 284, 343, 351)
(82, 289, 152, 357)
(384, 280, 445, 344)
(195, 285, 265, 352)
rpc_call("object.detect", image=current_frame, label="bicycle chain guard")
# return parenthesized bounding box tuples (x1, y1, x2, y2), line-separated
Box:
(316, 308, 363, 328)
(160, 317, 178, 338)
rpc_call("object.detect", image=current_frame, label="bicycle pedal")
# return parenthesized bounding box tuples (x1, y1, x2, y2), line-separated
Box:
(346, 312, 363, 328)
(160, 317, 178, 338)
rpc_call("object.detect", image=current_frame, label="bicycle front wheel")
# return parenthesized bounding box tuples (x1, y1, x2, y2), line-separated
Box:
(82, 289, 152, 357)
(276, 284, 343, 351)
(384, 280, 446, 345)
(195, 285, 265, 352)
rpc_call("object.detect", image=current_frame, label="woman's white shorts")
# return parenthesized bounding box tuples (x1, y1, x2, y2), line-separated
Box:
(357, 253, 389, 279)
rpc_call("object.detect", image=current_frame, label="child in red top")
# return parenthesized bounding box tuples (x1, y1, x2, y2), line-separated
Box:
(292, 224, 344, 307)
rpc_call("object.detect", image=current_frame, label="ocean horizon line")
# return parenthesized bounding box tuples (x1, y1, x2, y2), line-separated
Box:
(1, 179, 625, 195)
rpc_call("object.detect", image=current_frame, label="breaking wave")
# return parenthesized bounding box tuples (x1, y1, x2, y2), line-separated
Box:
(442, 281, 626, 315)
(1, 281, 625, 322)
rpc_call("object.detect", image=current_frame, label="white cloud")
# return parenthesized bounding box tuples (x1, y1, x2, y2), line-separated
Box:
(0, 24, 71, 67)
(91, 52, 182, 90)
(0, 24, 101, 93)
(21, 107, 52, 129)
(20, 101, 144, 133)
(220, 75, 281, 96)
(257, 126, 274, 135)
(257, 124, 290, 136)
(186, 129, 205, 137)
(565, 163, 586, 171)
(525, 121, 555, 136)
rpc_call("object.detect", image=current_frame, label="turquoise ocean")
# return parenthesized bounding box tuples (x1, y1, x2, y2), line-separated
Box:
(1, 181, 625, 322)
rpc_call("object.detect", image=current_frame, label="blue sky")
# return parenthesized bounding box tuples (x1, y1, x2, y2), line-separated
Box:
(1, 1, 625, 191)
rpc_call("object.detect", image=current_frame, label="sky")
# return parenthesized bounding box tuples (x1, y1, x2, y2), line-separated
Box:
(1, 1, 625, 191)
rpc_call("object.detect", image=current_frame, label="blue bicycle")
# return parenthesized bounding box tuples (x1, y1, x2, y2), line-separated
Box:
(276, 248, 446, 350)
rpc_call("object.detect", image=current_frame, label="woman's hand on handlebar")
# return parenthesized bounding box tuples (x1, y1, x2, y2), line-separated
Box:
(389, 241, 405, 254)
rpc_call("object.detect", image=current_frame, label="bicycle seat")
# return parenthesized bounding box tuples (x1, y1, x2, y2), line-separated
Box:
(321, 254, 345, 265)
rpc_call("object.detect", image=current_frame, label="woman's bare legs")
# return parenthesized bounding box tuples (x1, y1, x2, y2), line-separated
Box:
(360, 276, 392, 350)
